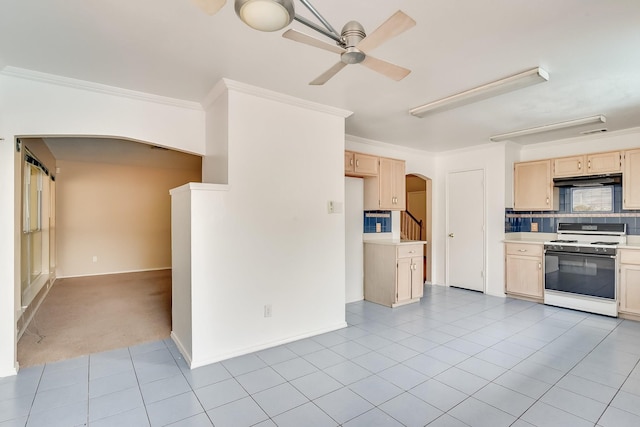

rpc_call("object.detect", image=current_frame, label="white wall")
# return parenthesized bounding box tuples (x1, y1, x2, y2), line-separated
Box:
(437, 143, 509, 297)
(172, 80, 351, 367)
(345, 177, 364, 303)
(0, 69, 206, 376)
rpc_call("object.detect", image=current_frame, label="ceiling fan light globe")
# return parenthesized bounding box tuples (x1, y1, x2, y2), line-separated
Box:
(341, 48, 365, 65)
(235, 0, 294, 32)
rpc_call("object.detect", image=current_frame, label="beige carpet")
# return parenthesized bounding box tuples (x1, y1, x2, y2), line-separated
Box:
(18, 269, 171, 367)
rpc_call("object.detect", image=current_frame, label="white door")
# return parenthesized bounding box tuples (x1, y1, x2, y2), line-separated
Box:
(345, 177, 364, 303)
(446, 169, 485, 292)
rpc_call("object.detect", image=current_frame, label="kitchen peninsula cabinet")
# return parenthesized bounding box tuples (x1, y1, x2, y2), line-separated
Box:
(619, 248, 640, 318)
(364, 241, 424, 307)
(345, 151, 379, 177)
(364, 157, 406, 210)
(553, 151, 621, 178)
(513, 160, 556, 211)
(504, 242, 543, 301)
(623, 149, 640, 209)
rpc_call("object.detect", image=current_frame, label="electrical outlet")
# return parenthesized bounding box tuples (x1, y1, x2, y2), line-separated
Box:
(264, 304, 272, 318)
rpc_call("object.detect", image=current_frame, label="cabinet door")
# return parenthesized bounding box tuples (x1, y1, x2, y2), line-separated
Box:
(505, 254, 542, 299)
(396, 257, 412, 303)
(354, 153, 379, 176)
(379, 158, 406, 210)
(553, 155, 585, 177)
(624, 149, 640, 209)
(513, 160, 555, 211)
(392, 159, 406, 210)
(620, 263, 640, 316)
(344, 151, 355, 174)
(411, 256, 424, 299)
(587, 151, 621, 174)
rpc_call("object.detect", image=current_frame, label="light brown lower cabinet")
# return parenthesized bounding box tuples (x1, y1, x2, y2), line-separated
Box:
(504, 242, 543, 301)
(364, 242, 424, 308)
(619, 249, 640, 317)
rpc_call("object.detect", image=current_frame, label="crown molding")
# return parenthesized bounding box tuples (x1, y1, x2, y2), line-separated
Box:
(202, 78, 352, 118)
(345, 134, 436, 156)
(0, 66, 203, 111)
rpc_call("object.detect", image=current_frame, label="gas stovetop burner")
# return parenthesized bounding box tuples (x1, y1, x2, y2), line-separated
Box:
(591, 241, 618, 246)
(549, 239, 578, 243)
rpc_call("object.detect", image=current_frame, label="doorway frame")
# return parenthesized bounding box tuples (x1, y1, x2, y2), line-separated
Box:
(405, 173, 433, 284)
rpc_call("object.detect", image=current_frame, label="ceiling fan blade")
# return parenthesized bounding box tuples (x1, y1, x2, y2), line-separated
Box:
(310, 62, 348, 85)
(361, 55, 411, 81)
(283, 29, 345, 55)
(191, 0, 226, 15)
(357, 10, 416, 53)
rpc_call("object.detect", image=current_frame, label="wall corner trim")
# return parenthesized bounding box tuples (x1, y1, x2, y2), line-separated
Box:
(202, 78, 353, 118)
(0, 66, 204, 111)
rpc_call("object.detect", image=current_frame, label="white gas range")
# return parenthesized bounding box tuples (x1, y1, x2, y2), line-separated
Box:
(543, 223, 626, 317)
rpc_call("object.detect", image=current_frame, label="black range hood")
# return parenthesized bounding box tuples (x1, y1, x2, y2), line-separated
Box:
(553, 173, 622, 187)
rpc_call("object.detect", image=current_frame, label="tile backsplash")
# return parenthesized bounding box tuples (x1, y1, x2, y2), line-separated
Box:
(364, 211, 392, 233)
(506, 184, 640, 234)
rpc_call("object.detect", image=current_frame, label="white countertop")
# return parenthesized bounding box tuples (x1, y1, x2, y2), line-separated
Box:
(503, 232, 555, 244)
(364, 240, 427, 246)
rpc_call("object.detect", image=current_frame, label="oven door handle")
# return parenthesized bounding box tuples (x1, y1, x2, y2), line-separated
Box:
(544, 250, 616, 259)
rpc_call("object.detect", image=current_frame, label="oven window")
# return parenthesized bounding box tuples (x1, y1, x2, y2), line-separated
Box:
(571, 186, 613, 212)
(545, 252, 615, 299)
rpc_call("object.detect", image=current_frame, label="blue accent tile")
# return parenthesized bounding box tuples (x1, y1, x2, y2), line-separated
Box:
(363, 211, 391, 233)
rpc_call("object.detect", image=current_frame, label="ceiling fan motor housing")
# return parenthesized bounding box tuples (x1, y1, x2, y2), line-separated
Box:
(340, 20, 366, 64)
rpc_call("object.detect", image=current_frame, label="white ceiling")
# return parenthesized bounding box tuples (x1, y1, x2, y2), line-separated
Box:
(3, 0, 640, 153)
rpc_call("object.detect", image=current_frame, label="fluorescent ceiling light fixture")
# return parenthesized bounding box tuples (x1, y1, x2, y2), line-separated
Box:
(409, 67, 549, 117)
(490, 115, 607, 142)
(235, 0, 294, 32)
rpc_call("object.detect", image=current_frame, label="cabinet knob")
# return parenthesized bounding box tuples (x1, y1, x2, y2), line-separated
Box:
(518, 249, 527, 252)
(588, 160, 591, 169)
(350, 159, 354, 166)
(356, 160, 360, 167)
(448, 233, 455, 238)
(538, 262, 542, 270)
(409, 250, 415, 253)
(578, 161, 582, 169)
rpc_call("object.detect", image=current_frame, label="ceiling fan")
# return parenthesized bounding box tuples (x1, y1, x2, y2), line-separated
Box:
(191, 0, 416, 85)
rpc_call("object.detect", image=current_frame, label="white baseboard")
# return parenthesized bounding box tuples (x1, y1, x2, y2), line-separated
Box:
(57, 267, 171, 279)
(170, 331, 193, 367)
(189, 321, 348, 369)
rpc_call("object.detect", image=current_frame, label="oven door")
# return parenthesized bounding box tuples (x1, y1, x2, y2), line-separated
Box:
(544, 250, 616, 300)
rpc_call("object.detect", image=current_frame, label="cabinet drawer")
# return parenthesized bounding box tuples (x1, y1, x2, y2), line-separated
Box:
(505, 243, 543, 257)
(397, 244, 422, 258)
(620, 249, 640, 265)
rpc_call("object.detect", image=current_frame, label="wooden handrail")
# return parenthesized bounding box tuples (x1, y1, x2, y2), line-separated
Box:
(401, 210, 423, 241)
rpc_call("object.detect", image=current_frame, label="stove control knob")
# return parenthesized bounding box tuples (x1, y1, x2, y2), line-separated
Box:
(595, 247, 599, 252)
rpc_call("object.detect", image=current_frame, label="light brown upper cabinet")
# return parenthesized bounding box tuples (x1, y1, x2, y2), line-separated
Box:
(553, 151, 621, 178)
(513, 159, 557, 211)
(624, 149, 640, 209)
(365, 157, 406, 210)
(344, 151, 379, 177)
